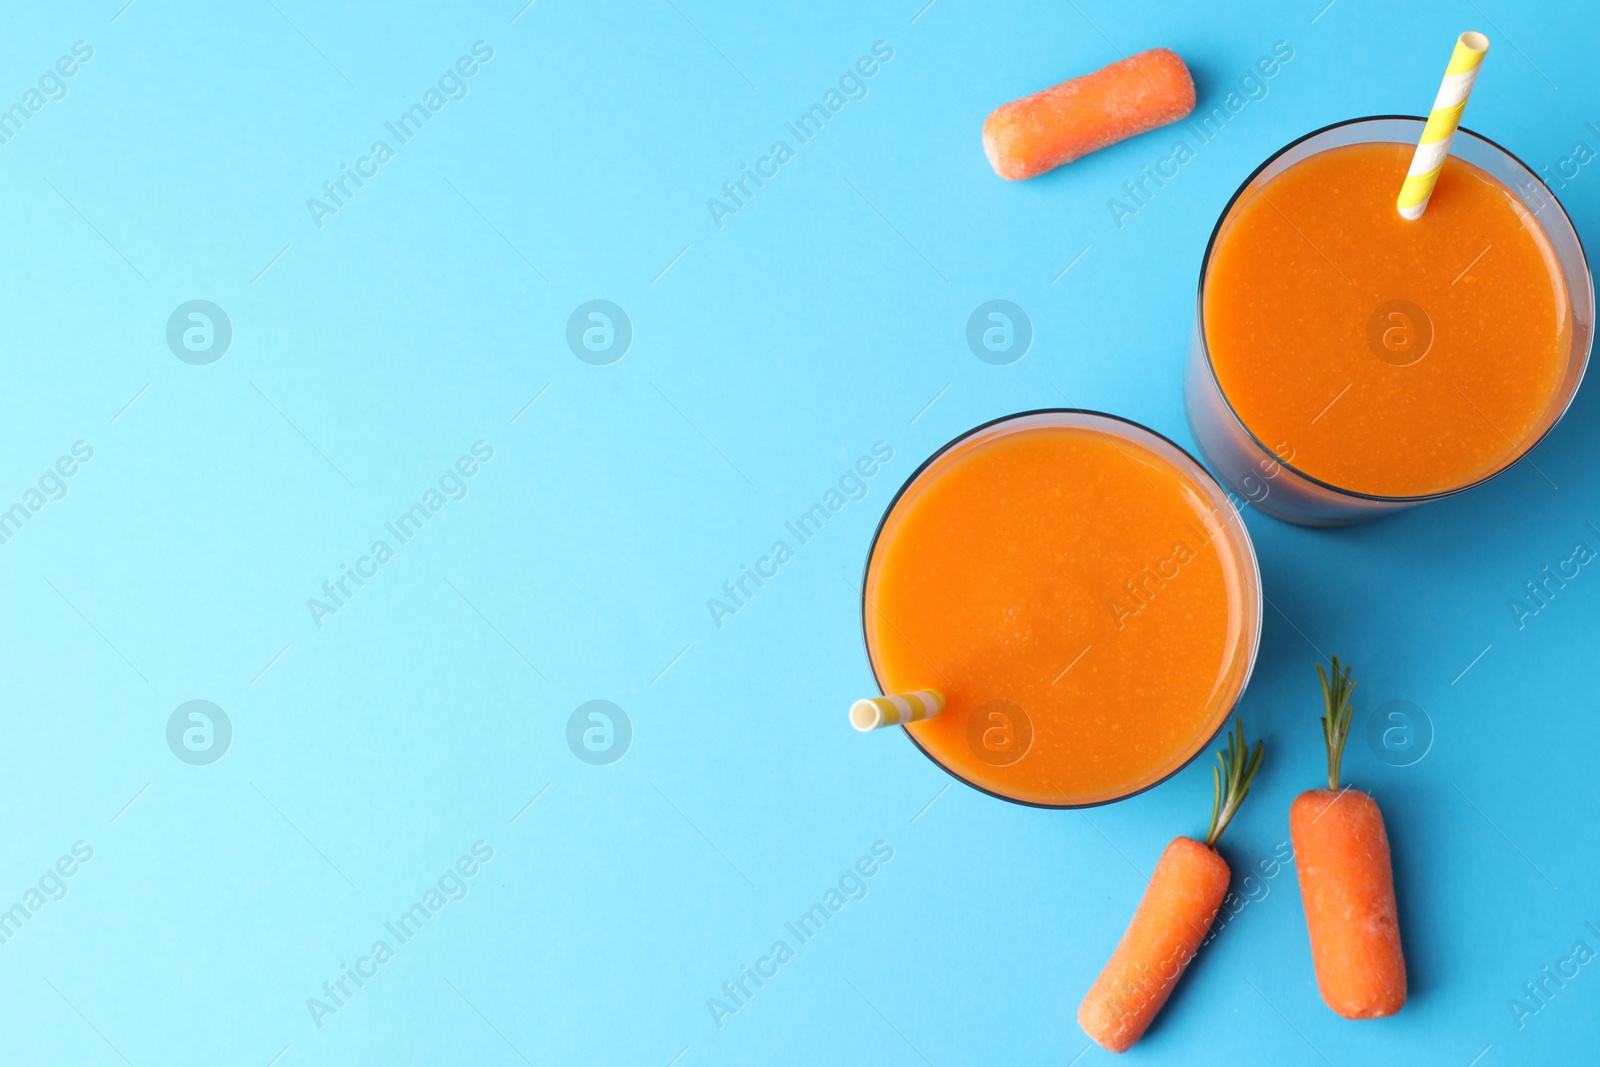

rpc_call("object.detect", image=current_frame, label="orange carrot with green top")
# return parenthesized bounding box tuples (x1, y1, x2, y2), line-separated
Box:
(1079, 718, 1264, 1053)
(1290, 658, 1407, 1019)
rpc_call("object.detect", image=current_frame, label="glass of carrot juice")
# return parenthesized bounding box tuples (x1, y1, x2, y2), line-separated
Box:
(860, 410, 1262, 808)
(1188, 116, 1593, 526)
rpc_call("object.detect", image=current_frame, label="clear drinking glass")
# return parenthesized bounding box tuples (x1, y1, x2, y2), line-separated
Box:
(1186, 116, 1594, 526)
(859, 410, 1262, 808)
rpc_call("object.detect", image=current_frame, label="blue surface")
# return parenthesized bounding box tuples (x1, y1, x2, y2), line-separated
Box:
(1, 1, 1597, 1064)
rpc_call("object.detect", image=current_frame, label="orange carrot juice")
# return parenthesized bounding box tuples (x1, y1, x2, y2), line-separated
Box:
(862, 412, 1260, 807)
(1204, 141, 1571, 498)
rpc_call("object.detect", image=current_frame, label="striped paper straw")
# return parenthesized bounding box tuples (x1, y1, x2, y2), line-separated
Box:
(850, 690, 945, 731)
(1396, 32, 1490, 220)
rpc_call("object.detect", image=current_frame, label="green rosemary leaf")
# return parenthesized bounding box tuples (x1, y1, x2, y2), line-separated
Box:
(1204, 716, 1265, 848)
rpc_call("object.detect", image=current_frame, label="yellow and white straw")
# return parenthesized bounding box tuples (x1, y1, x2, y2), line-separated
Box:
(850, 690, 944, 731)
(1396, 31, 1490, 220)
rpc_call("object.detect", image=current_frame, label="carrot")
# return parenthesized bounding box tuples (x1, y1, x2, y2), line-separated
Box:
(1290, 658, 1407, 1019)
(982, 48, 1196, 180)
(1079, 718, 1263, 1053)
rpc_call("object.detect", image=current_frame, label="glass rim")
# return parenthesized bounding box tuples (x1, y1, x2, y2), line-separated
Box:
(858, 407, 1264, 810)
(1194, 114, 1595, 505)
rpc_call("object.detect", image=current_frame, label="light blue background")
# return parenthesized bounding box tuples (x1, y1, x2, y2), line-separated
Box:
(0, 1, 1596, 1064)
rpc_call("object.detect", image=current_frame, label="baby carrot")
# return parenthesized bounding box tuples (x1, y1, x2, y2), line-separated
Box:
(1079, 719, 1263, 1053)
(1290, 658, 1407, 1019)
(982, 48, 1196, 180)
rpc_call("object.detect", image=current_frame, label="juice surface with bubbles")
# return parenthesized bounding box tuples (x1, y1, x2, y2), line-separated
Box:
(1203, 142, 1570, 498)
(863, 415, 1257, 807)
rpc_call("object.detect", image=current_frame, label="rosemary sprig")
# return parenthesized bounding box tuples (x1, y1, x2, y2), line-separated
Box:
(1317, 657, 1357, 790)
(1204, 716, 1265, 848)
